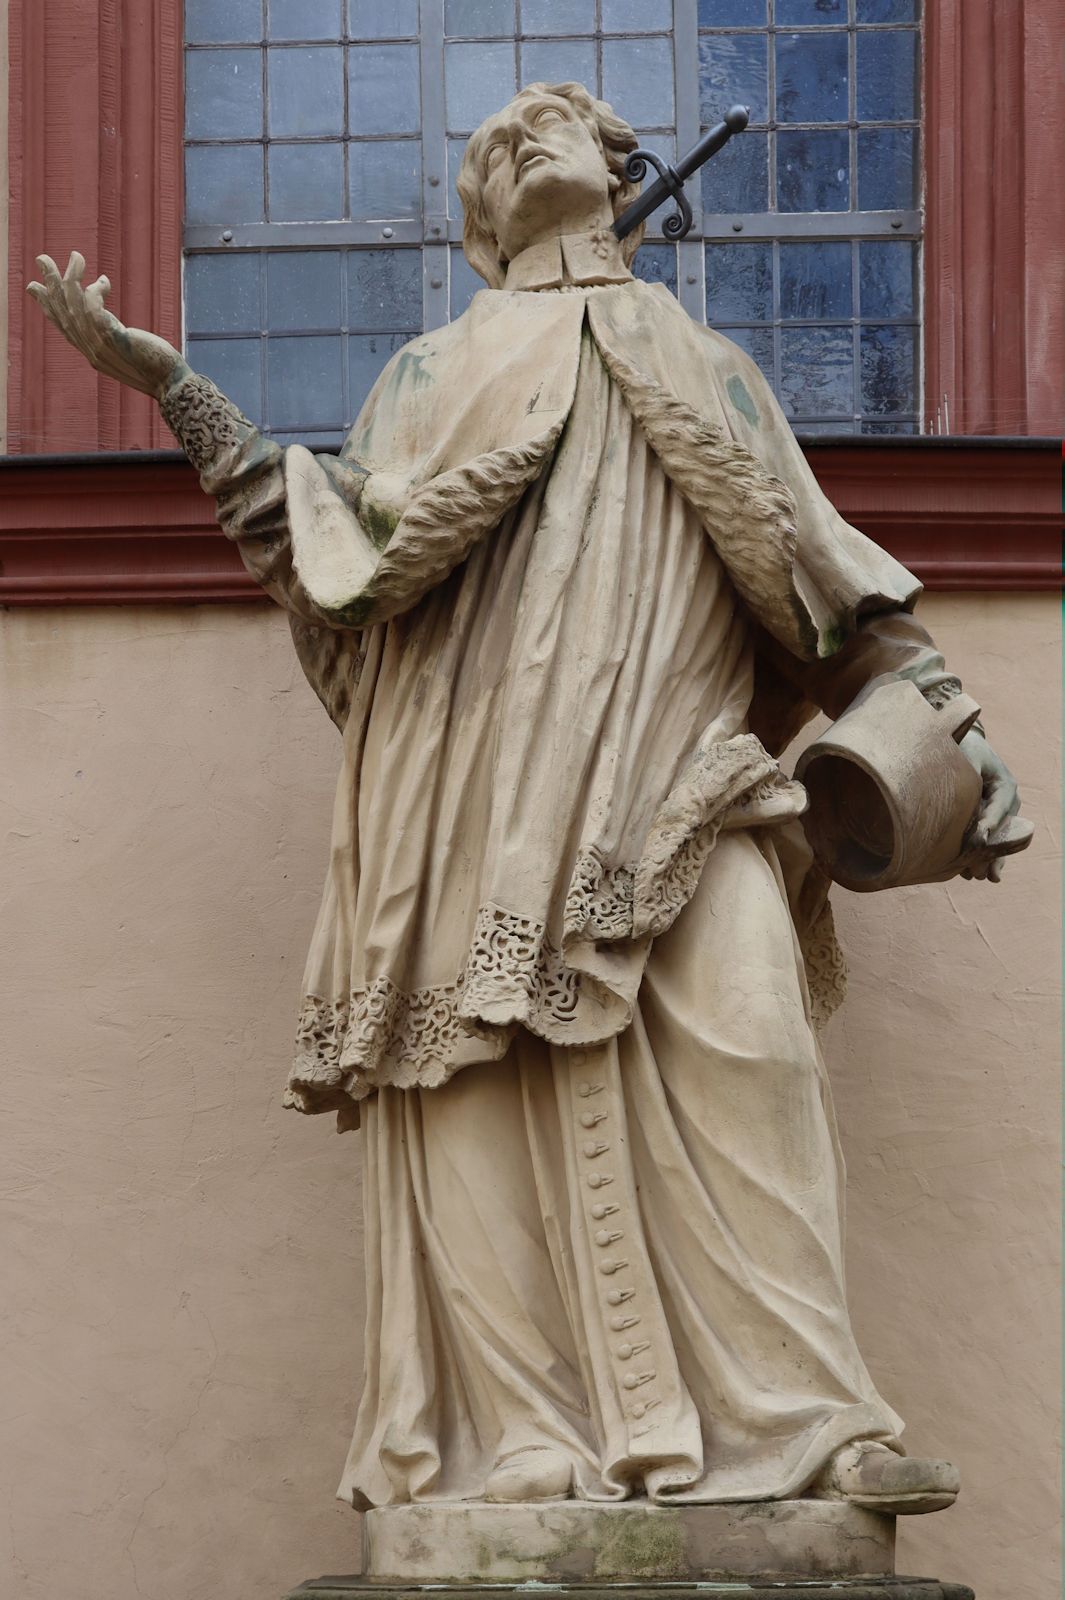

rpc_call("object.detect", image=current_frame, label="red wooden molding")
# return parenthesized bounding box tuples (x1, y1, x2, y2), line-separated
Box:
(924, 0, 1065, 436)
(0, 443, 1059, 606)
(6, 0, 183, 455)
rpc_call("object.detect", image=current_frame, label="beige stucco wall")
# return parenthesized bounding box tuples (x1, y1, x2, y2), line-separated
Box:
(1, 593, 1059, 1600)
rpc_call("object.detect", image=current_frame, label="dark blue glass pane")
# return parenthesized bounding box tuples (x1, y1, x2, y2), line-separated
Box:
(185, 145, 265, 223)
(723, 325, 774, 383)
(796, 419, 856, 435)
(347, 249, 422, 329)
(521, 39, 597, 91)
(445, 42, 518, 131)
(185, 253, 261, 334)
(602, 37, 675, 127)
(349, 0, 420, 35)
(780, 326, 854, 416)
(631, 132, 676, 235)
(698, 0, 766, 24)
(350, 332, 413, 413)
(633, 243, 677, 295)
(188, 337, 263, 423)
(857, 0, 917, 20)
(267, 335, 345, 429)
(445, 0, 515, 35)
(349, 140, 422, 219)
(777, 128, 849, 211)
(185, 48, 263, 140)
(705, 241, 772, 322)
(602, 0, 672, 29)
(860, 324, 916, 413)
(350, 43, 421, 133)
(268, 143, 345, 221)
(776, 0, 846, 22)
(776, 33, 848, 123)
(702, 128, 768, 212)
(447, 137, 469, 218)
(450, 248, 485, 317)
(859, 240, 915, 317)
(779, 240, 851, 319)
(520, 0, 595, 31)
(186, 1, 262, 44)
(861, 419, 917, 434)
(857, 31, 918, 121)
(266, 252, 343, 331)
(699, 34, 768, 124)
(268, 0, 342, 40)
(857, 126, 916, 208)
(268, 47, 345, 136)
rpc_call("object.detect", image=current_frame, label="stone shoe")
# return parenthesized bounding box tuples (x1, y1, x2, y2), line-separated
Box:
(811, 1440, 960, 1515)
(484, 1447, 573, 1502)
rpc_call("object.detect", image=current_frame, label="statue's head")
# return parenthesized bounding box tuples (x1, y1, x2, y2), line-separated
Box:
(457, 82, 644, 287)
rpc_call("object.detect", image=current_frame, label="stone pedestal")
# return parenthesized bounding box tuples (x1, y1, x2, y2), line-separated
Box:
(284, 1499, 974, 1600)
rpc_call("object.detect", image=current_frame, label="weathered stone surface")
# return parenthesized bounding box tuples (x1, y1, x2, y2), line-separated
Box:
(362, 1500, 894, 1584)
(287, 1582, 974, 1600)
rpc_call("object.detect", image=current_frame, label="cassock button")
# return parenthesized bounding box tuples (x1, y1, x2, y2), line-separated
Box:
(587, 1173, 613, 1188)
(606, 1288, 633, 1305)
(594, 1228, 623, 1247)
(580, 1111, 606, 1128)
(610, 1314, 639, 1331)
(600, 1258, 629, 1275)
(583, 1141, 609, 1159)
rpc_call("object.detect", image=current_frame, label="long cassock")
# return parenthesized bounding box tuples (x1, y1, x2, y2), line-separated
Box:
(162, 230, 964, 1507)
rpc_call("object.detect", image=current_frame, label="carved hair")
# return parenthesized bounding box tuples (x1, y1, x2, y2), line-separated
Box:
(457, 82, 646, 288)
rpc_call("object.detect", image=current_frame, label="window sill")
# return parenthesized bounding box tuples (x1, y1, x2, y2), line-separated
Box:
(0, 439, 1060, 605)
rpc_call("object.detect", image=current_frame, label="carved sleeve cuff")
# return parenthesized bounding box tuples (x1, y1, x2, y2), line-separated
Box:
(159, 371, 260, 477)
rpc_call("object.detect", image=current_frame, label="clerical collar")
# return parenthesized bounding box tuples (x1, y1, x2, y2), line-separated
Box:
(504, 229, 633, 291)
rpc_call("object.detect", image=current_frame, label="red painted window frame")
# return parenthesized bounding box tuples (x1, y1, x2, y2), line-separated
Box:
(3, 0, 1062, 602)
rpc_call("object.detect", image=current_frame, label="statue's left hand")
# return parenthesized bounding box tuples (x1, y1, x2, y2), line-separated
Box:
(27, 251, 189, 399)
(957, 729, 1021, 882)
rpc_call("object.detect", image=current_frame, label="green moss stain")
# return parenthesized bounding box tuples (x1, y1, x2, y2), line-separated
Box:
(597, 1508, 687, 1577)
(726, 373, 760, 429)
(360, 496, 400, 550)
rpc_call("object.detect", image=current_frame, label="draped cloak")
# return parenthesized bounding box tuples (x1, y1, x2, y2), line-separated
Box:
(194, 278, 924, 1132)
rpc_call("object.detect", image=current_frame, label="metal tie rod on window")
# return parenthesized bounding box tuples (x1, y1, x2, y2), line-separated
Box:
(613, 105, 750, 243)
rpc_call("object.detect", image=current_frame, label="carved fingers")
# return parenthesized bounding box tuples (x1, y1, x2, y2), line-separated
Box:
(27, 250, 184, 398)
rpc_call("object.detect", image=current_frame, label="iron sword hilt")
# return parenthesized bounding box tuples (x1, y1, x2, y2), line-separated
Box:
(613, 104, 750, 243)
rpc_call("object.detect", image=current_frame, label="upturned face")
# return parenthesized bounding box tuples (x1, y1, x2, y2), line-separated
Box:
(473, 89, 614, 261)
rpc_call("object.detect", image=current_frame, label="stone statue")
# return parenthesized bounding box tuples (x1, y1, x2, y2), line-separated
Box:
(30, 80, 1024, 1580)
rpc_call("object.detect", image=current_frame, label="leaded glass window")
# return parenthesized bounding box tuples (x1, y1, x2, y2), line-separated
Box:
(184, 0, 921, 444)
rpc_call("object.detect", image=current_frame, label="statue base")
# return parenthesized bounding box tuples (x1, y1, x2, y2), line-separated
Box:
(283, 1499, 973, 1597)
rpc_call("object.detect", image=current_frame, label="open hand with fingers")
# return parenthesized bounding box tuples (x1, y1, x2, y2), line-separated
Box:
(27, 251, 189, 399)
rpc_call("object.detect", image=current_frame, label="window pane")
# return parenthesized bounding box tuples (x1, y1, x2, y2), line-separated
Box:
(520, 0, 595, 33)
(349, 140, 422, 219)
(445, 42, 518, 132)
(702, 127, 768, 212)
(349, 0, 420, 35)
(860, 323, 916, 413)
(776, 0, 846, 23)
(706, 241, 772, 321)
(268, 0, 343, 40)
(862, 419, 917, 435)
(347, 249, 423, 329)
(445, 0, 515, 36)
(633, 243, 677, 295)
(857, 0, 917, 20)
(698, 35, 769, 126)
(520, 40, 597, 91)
(267, 335, 345, 429)
(186, 253, 261, 334)
(859, 240, 915, 317)
(724, 325, 774, 381)
(266, 252, 343, 331)
(447, 137, 469, 217)
(698, 0, 767, 23)
(777, 128, 849, 211)
(601, 37, 675, 128)
(857, 126, 916, 208)
(602, 0, 673, 30)
(185, 48, 264, 140)
(186, 145, 265, 223)
(268, 143, 346, 221)
(780, 326, 853, 415)
(349, 43, 421, 133)
(268, 46, 345, 137)
(450, 247, 485, 316)
(188, 337, 264, 423)
(779, 240, 852, 319)
(857, 30, 918, 121)
(187, 0, 263, 44)
(350, 332, 414, 412)
(776, 32, 848, 123)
